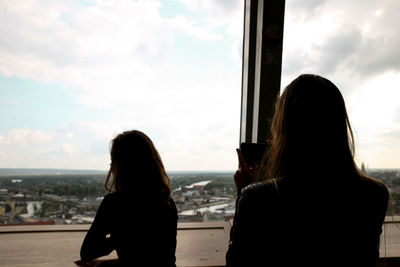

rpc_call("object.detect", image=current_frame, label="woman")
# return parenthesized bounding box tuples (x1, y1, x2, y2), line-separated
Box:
(226, 74, 389, 266)
(79, 130, 178, 266)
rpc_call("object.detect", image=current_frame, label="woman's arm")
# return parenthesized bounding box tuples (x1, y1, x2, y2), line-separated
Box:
(80, 196, 115, 262)
(164, 201, 178, 267)
(226, 190, 258, 267)
(226, 149, 262, 266)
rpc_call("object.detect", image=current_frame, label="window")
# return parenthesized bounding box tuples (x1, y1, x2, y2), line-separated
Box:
(0, 0, 244, 225)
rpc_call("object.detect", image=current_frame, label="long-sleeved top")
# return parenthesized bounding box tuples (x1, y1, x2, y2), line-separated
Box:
(80, 191, 178, 267)
(226, 175, 389, 267)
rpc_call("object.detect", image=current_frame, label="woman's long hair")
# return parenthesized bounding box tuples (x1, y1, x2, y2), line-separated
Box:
(104, 130, 171, 203)
(265, 74, 360, 180)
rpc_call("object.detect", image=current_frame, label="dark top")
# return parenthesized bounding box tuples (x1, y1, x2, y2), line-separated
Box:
(226, 175, 389, 267)
(80, 191, 178, 267)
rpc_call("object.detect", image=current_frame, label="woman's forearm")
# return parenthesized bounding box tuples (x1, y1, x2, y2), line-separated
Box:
(80, 233, 114, 262)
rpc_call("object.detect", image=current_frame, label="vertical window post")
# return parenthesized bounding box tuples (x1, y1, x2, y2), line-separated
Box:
(240, 0, 286, 144)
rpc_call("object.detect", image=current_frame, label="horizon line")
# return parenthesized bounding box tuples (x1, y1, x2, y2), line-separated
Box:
(0, 167, 237, 173)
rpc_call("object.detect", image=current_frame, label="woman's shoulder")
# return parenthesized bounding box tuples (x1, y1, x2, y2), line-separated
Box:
(103, 191, 121, 200)
(241, 180, 275, 192)
(105, 191, 175, 205)
(358, 175, 389, 199)
(101, 192, 132, 206)
(97, 192, 119, 206)
(239, 180, 279, 202)
(236, 181, 281, 218)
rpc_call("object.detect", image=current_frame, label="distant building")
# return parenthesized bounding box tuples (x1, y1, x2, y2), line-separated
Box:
(6, 201, 15, 212)
(174, 195, 185, 203)
(361, 163, 367, 175)
(182, 180, 212, 192)
(183, 190, 200, 197)
(202, 213, 208, 222)
(0, 189, 8, 195)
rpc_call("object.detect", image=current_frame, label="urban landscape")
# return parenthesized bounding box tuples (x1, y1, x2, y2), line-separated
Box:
(0, 169, 238, 225)
(0, 168, 399, 226)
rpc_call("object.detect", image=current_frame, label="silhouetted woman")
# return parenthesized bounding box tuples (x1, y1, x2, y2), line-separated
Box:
(226, 74, 389, 267)
(79, 130, 178, 266)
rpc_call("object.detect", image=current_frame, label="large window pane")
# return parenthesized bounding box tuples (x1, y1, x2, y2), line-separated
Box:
(0, 1, 244, 225)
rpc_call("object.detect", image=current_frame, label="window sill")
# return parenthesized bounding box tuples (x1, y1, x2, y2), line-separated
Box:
(0, 218, 399, 267)
(0, 222, 230, 267)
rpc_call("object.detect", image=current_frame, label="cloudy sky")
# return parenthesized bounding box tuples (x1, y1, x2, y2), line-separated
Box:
(0, 0, 399, 171)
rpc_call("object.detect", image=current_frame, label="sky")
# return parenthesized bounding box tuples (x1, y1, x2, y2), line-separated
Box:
(0, 0, 399, 171)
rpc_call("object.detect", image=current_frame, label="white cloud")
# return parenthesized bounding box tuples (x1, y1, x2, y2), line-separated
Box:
(175, 0, 243, 60)
(0, 0, 240, 111)
(176, 0, 242, 27)
(0, 129, 53, 146)
(282, 0, 400, 82)
(346, 72, 400, 168)
(349, 72, 400, 133)
(166, 16, 221, 41)
(0, 0, 172, 84)
(0, 125, 111, 169)
(62, 143, 79, 154)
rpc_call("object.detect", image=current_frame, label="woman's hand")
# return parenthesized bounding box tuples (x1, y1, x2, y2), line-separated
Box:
(74, 259, 119, 267)
(74, 260, 94, 267)
(234, 148, 258, 195)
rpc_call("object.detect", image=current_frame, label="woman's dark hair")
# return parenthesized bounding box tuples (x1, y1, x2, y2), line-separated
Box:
(104, 130, 171, 203)
(265, 74, 360, 179)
